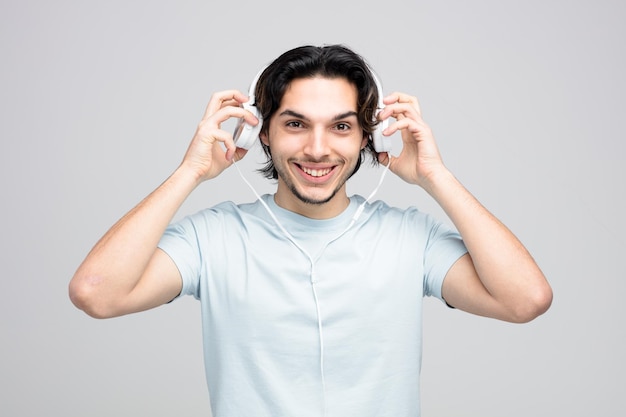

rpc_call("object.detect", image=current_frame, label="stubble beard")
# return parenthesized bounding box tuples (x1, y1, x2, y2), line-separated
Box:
(275, 158, 356, 206)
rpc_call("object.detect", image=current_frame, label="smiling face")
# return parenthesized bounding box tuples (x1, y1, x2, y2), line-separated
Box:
(260, 76, 367, 219)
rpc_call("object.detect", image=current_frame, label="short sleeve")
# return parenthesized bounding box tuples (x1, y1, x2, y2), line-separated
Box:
(422, 220, 467, 301)
(158, 216, 203, 300)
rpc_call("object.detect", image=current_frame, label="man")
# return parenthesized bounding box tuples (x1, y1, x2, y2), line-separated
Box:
(69, 44, 552, 416)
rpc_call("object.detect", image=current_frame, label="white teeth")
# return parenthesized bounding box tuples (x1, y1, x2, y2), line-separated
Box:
(302, 167, 331, 177)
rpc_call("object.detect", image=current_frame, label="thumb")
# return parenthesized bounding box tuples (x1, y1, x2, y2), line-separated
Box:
(377, 151, 391, 166)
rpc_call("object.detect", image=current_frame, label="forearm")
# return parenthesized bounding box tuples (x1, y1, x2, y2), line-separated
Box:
(69, 166, 199, 314)
(424, 168, 552, 320)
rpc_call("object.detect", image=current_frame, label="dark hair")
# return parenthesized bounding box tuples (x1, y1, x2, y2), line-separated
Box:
(253, 44, 381, 180)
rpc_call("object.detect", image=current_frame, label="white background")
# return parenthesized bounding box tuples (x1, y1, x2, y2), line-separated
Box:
(1, 0, 624, 415)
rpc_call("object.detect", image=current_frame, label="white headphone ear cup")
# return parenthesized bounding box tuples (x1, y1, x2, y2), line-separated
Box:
(370, 69, 391, 153)
(233, 103, 262, 150)
(372, 110, 391, 152)
(233, 65, 266, 150)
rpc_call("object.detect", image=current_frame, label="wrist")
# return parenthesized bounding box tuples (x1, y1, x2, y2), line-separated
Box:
(170, 163, 206, 192)
(420, 166, 459, 198)
(175, 161, 212, 187)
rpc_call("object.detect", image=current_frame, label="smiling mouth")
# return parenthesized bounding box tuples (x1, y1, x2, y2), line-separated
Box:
(300, 166, 333, 177)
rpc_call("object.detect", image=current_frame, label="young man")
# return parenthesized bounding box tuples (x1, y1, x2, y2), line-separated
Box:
(69, 44, 552, 416)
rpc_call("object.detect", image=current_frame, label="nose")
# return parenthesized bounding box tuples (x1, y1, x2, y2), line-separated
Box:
(303, 126, 330, 159)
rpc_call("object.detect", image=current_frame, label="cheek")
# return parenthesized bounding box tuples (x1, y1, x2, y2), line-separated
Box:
(345, 136, 368, 155)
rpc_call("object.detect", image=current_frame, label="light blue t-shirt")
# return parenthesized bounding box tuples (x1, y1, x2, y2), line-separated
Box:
(158, 194, 467, 417)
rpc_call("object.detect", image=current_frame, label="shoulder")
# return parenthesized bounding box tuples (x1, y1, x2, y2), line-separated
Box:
(355, 196, 461, 242)
(356, 197, 430, 224)
(176, 198, 268, 224)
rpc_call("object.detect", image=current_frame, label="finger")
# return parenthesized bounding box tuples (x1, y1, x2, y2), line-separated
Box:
(201, 90, 249, 121)
(383, 116, 427, 138)
(384, 92, 422, 115)
(200, 122, 254, 162)
(199, 105, 259, 133)
(232, 147, 249, 163)
(201, 127, 237, 162)
(377, 151, 391, 166)
(224, 133, 252, 162)
(219, 98, 242, 109)
(379, 101, 422, 124)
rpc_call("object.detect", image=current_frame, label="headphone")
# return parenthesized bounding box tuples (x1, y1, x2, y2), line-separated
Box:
(233, 66, 391, 153)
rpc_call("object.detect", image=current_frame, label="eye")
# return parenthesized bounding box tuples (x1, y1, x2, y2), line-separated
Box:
(286, 121, 304, 129)
(334, 122, 351, 132)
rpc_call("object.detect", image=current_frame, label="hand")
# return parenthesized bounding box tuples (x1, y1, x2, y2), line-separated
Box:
(180, 90, 259, 183)
(377, 93, 447, 189)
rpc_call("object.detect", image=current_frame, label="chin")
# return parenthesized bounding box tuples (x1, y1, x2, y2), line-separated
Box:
(291, 186, 338, 206)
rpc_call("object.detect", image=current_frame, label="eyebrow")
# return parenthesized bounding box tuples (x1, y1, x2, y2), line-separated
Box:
(278, 109, 358, 121)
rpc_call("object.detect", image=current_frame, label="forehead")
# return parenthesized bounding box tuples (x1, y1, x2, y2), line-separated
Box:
(279, 76, 358, 117)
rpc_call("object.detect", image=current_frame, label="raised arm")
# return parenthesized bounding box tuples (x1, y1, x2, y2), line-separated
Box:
(378, 93, 552, 323)
(69, 90, 258, 318)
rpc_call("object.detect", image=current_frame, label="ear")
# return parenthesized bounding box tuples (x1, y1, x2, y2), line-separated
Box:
(360, 134, 368, 150)
(260, 131, 269, 146)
